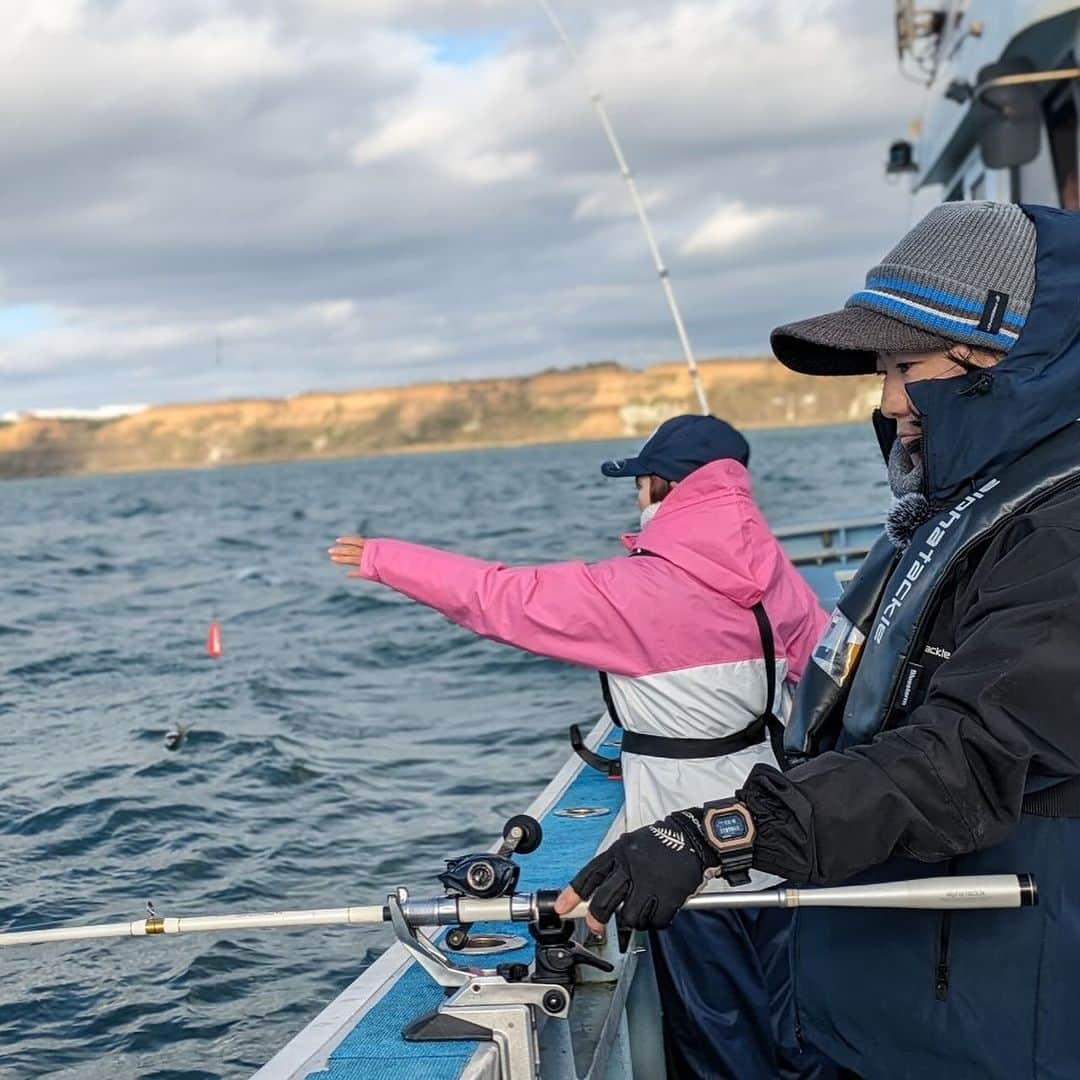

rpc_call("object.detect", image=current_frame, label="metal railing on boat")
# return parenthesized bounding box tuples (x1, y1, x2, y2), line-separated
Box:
(775, 518, 882, 606)
(773, 517, 882, 565)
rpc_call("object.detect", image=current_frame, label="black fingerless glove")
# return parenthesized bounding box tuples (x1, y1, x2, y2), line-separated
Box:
(569, 809, 719, 929)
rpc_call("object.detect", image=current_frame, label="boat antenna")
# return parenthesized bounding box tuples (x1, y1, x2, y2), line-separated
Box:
(535, 0, 710, 415)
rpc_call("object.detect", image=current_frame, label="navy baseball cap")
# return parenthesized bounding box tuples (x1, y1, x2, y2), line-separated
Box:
(601, 415, 750, 482)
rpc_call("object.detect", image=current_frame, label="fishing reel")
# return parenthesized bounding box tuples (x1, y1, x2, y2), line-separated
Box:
(436, 812, 613, 982)
(440, 814, 543, 950)
(394, 873, 613, 1079)
(439, 853, 518, 901)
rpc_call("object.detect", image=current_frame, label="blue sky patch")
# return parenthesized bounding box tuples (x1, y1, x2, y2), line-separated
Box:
(427, 30, 506, 67)
(0, 304, 55, 339)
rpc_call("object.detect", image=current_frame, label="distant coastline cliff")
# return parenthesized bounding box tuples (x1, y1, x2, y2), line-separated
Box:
(0, 357, 880, 480)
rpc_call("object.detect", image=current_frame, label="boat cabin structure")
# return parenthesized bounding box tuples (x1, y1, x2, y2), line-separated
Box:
(890, 1, 1080, 206)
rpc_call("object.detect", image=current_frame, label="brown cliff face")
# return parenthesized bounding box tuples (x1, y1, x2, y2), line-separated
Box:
(0, 358, 881, 480)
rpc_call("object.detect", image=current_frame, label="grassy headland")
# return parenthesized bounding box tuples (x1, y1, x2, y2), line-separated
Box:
(0, 357, 880, 480)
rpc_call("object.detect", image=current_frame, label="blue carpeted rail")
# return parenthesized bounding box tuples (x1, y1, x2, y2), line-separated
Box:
(306, 734, 625, 1080)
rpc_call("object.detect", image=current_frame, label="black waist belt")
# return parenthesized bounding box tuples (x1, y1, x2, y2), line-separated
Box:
(595, 556, 785, 767)
(620, 718, 768, 760)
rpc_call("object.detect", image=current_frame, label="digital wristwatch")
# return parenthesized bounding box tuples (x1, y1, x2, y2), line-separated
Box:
(701, 798, 756, 886)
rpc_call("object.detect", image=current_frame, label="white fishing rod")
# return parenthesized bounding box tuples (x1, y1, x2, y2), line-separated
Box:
(0, 874, 1036, 949)
(536, 0, 710, 416)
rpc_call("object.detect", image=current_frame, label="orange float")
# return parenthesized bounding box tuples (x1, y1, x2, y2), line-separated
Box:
(206, 620, 223, 659)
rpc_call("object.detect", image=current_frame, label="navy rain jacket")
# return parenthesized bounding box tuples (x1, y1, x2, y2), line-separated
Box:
(738, 205, 1080, 1080)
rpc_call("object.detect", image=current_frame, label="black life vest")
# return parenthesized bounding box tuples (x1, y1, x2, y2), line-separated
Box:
(785, 421, 1080, 814)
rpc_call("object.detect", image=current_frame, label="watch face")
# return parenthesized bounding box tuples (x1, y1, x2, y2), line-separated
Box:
(709, 811, 749, 845)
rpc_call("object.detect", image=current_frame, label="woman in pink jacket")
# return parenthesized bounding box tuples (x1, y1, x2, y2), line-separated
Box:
(329, 414, 829, 1080)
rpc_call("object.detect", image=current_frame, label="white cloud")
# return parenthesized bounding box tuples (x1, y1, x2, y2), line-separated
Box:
(682, 203, 820, 255)
(0, 0, 927, 410)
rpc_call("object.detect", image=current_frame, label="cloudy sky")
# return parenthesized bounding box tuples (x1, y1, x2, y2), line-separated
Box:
(0, 0, 935, 411)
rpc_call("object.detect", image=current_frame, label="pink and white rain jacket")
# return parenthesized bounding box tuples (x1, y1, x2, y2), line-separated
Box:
(357, 459, 826, 887)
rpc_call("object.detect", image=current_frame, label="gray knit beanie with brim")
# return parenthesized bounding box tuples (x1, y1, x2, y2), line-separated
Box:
(771, 201, 1037, 376)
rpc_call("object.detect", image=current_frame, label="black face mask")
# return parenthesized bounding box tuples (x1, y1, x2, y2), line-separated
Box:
(872, 409, 897, 464)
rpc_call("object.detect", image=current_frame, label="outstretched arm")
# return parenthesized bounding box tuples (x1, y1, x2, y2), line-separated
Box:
(329, 535, 657, 675)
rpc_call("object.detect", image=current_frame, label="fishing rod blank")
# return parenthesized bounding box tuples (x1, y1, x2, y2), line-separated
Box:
(561, 873, 1039, 920)
(535, 0, 711, 415)
(685, 872, 1038, 913)
(0, 875, 1035, 949)
(0, 905, 389, 948)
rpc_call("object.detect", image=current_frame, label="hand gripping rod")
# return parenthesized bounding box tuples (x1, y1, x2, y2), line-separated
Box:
(0, 875, 1036, 949)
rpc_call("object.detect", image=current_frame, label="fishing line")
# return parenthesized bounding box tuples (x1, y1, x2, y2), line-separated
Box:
(165, 337, 225, 751)
(205, 334, 225, 662)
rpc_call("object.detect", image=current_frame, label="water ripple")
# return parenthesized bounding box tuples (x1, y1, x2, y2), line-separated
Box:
(0, 428, 885, 1077)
